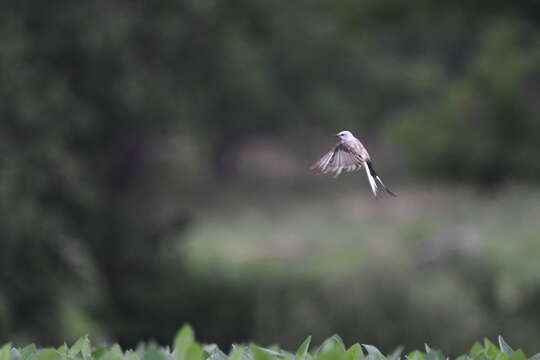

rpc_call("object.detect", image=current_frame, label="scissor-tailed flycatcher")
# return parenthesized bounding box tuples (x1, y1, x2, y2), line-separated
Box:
(311, 130, 396, 198)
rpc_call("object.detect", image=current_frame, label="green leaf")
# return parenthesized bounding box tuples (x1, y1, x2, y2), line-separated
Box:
(81, 338, 91, 360)
(21, 346, 38, 360)
(185, 343, 203, 360)
(508, 350, 526, 360)
(250, 346, 273, 360)
(483, 338, 505, 360)
(345, 344, 363, 360)
(317, 344, 344, 360)
(296, 337, 311, 360)
(69, 339, 82, 358)
(203, 345, 218, 358)
(228, 347, 246, 360)
(232, 346, 251, 360)
(328, 336, 346, 353)
(174, 325, 204, 360)
(143, 344, 165, 360)
(101, 344, 126, 360)
(484, 339, 498, 353)
(36, 349, 62, 360)
(470, 343, 484, 357)
(175, 325, 195, 350)
(69, 336, 91, 360)
(0, 344, 11, 360)
(92, 346, 107, 360)
(57, 345, 67, 360)
(175, 326, 198, 360)
(125, 351, 141, 360)
(362, 345, 383, 358)
(135, 344, 146, 359)
(317, 336, 346, 356)
(498, 337, 514, 355)
(111, 345, 123, 357)
(406, 350, 425, 360)
(257, 348, 282, 358)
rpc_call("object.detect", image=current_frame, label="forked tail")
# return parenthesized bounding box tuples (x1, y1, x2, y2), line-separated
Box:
(364, 160, 397, 198)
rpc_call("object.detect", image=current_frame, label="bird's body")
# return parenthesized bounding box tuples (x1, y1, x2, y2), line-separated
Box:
(311, 130, 396, 198)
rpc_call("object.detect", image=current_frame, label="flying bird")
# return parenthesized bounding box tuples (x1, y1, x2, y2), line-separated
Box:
(311, 130, 396, 198)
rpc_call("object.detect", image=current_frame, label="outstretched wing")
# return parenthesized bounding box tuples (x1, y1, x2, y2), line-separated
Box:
(310, 142, 364, 177)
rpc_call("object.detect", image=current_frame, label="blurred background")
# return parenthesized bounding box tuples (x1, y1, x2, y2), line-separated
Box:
(2, 0, 540, 356)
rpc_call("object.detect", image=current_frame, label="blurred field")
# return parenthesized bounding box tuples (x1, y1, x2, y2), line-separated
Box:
(186, 184, 540, 282)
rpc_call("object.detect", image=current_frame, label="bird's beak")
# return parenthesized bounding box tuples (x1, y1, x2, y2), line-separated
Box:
(335, 133, 340, 137)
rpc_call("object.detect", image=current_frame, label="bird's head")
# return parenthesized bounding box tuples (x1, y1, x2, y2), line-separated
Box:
(336, 130, 354, 140)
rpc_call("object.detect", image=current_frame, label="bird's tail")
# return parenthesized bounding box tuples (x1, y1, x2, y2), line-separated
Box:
(364, 160, 397, 198)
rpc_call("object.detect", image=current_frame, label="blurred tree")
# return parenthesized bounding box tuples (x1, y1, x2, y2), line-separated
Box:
(388, 17, 540, 184)
(0, 0, 192, 344)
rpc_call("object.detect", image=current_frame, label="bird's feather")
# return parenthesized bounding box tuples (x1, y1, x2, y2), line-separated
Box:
(310, 142, 364, 176)
(366, 160, 397, 198)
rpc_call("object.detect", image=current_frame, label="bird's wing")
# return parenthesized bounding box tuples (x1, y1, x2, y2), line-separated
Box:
(310, 142, 365, 177)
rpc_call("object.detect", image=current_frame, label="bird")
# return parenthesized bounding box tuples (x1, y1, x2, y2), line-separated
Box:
(310, 130, 396, 198)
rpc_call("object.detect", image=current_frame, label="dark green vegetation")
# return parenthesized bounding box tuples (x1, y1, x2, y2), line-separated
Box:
(3, 1, 540, 184)
(2, 0, 540, 356)
(1, 326, 538, 360)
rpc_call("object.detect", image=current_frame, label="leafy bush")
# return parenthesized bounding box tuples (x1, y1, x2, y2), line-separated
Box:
(2, 326, 538, 360)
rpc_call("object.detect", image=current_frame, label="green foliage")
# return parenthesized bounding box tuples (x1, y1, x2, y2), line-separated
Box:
(295, 337, 311, 360)
(387, 17, 540, 184)
(2, 328, 537, 360)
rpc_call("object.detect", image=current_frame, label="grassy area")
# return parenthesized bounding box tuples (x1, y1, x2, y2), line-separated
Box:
(184, 184, 540, 284)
